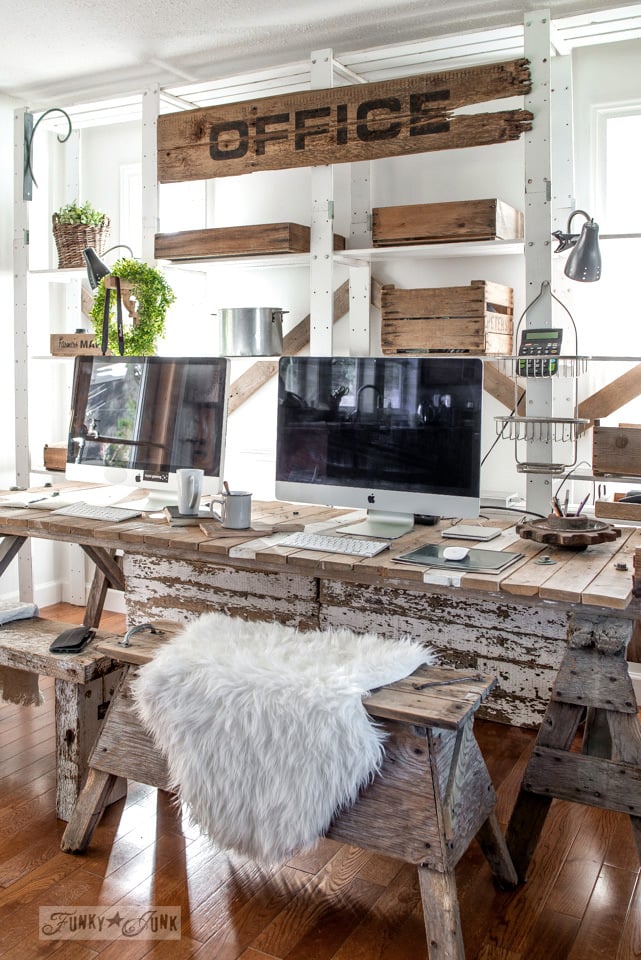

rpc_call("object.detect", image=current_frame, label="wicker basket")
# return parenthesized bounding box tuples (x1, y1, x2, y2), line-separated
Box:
(52, 213, 111, 269)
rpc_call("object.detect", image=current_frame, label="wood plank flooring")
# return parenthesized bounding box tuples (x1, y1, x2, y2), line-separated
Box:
(0, 602, 639, 958)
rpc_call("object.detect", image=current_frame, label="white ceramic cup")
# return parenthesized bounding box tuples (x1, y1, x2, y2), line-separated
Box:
(209, 490, 252, 529)
(176, 468, 204, 515)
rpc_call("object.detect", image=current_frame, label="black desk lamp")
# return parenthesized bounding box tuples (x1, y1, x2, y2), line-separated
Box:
(83, 244, 134, 289)
(552, 209, 602, 282)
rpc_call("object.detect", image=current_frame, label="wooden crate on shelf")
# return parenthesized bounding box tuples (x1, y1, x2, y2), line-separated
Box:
(593, 424, 641, 476)
(43, 442, 68, 472)
(154, 223, 346, 260)
(372, 198, 523, 247)
(381, 280, 513, 355)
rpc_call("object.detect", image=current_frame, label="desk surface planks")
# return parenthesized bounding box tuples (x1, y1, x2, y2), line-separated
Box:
(1, 489, 638, 612)
(538, 526, 635, 605)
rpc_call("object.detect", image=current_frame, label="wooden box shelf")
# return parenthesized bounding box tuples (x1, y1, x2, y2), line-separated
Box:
(372, 198, 524, 247)
(593, 425, 641, 476)
(381, 279, 514, 355)
(154, 222, 346, 261)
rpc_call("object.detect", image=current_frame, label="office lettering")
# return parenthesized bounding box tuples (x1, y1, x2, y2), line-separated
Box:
(356, 98, 402, 141)
(210, 120, 249, 160)
(336, 104, 348, 145)
(255, 113, 289, 155)
(410, 90, 451, 136)
(294, 107, 332, 150)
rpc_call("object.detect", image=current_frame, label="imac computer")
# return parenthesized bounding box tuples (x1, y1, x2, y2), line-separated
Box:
(275, 355, 483, 538)
(66, 356, 230, 509)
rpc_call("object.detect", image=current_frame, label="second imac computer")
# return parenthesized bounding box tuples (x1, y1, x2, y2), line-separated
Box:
(275, 355, 483, 538)
(66, 356, 230, 509)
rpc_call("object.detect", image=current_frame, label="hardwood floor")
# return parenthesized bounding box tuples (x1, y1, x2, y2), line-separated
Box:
(0, 603, 639, 959)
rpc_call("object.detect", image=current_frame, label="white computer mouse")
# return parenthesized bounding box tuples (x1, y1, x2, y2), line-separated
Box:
(442, 545, 470, 561)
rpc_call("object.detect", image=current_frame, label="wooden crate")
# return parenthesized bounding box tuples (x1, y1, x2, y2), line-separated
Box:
(50, 332, 104, 356)
(43, 442, 67, 472)
(372, 198, 523, 246)
(154, 223, 346, 260)
(381, 280, 513, 355)
(593, 425, 641, 476)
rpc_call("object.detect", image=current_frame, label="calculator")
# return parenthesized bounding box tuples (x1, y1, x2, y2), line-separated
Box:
(517, 328, 563, 377)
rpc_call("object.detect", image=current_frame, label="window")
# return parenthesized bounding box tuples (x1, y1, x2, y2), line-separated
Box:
(595, 106, 641, 233)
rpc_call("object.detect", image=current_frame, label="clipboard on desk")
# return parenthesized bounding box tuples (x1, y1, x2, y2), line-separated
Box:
(394, 543, 523, 574)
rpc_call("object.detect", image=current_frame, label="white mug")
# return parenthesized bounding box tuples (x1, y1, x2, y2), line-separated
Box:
(176, 468, 204, 515)
(209, 490, 252, 529)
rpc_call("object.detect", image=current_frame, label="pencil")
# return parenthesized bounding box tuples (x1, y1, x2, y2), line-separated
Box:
(575, 493, 590, 516)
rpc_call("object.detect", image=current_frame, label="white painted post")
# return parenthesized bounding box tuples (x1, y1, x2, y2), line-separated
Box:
(523, 10, 555, 516)
(13, 108, 33, 601)
(141, 85, 160, 264)
(309, 50, 335, 357)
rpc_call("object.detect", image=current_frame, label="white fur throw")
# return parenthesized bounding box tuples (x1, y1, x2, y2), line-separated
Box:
(132, 612, 433, 865)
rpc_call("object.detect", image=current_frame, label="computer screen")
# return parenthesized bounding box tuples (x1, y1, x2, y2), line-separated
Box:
(275, 356, 483, 537)
(66, 356, 230, 507)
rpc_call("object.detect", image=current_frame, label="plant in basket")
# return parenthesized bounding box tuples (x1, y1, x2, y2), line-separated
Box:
(52, 200, 110, 269)
(89, 258, 176, 356)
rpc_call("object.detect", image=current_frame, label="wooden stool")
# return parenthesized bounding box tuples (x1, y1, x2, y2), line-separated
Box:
(506, 612, 641, 881)
(0, 617, 125, 820)
(62, 624, 517, 960)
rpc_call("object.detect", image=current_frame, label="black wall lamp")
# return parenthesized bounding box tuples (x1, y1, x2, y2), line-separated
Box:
(552, 209, 602, 282)
(83, 244, 135, 289)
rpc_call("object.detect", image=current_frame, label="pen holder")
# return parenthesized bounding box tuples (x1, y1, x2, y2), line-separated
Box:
(545, 514, 590, 530)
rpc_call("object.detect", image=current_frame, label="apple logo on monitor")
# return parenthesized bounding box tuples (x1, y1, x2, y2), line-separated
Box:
(368, 494, 375, 504)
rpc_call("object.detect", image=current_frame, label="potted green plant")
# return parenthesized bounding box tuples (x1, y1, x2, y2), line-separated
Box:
(89, 258, 176, 356)
(52, 200, 110, 268)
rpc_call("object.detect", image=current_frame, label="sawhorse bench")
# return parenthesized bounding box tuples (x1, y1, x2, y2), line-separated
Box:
(506, 612, 641, 880)
(61, 624, 517, 960)
(0, 617, 125, 820)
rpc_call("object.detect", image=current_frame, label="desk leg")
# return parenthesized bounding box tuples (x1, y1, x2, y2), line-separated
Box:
(81, 548, 123, 628)
(61, 769, 120, 853)
(418, 865, 465, 960)
(0, 536, 27, 577)
(506, 700, 584, 882)
(476, 812, 518, 888)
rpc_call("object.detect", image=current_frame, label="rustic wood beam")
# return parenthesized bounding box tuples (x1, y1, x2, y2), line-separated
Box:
(578, 363, 641, 422)
(158, 60, 532, 182)
(484, 362, 526, 414)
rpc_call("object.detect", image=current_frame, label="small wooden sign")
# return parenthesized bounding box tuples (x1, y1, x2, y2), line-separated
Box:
(158, 59, 532, 182)
(50, 332, 105, 356)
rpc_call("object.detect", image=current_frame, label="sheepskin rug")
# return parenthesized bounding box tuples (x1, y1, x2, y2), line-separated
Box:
(132, 612, 433, 865)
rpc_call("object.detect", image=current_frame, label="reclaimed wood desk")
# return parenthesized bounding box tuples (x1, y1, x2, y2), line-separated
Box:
(1, 491, 641, 727)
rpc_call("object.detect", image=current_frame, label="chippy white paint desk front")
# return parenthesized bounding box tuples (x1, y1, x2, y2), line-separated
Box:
(1, 492, 640, 728)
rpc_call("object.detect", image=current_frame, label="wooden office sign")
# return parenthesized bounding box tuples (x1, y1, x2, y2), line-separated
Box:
(158, 59, 532, 182)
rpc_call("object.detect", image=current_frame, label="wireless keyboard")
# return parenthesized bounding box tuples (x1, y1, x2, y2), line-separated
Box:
(52, 502, 143, 523)
(279, 531, 390, 558)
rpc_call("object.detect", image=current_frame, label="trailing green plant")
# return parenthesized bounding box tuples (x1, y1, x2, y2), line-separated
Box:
(89, 258, 176, 356)
(54, 200, 108, 227)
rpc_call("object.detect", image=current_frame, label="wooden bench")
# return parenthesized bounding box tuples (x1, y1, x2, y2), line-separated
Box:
(61, 623, 516, 959)
(0, 617, 125, 820)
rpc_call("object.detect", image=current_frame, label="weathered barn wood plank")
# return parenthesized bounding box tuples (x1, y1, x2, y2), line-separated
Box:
(158, 60, 532, 181)
(123, 555, 320, 629)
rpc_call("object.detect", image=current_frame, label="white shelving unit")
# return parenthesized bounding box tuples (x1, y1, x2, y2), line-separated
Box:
(12, 10, 640, 600)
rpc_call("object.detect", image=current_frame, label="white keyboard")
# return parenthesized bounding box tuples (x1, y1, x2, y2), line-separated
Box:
(279, 531, 390, 558)
(52, 502, 143, 523)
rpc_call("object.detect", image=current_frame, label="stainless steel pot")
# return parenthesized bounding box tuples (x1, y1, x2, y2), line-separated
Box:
(217, 307, 287, 357)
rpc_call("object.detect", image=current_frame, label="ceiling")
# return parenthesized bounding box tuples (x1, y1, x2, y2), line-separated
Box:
(2, 0, 641, 108)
